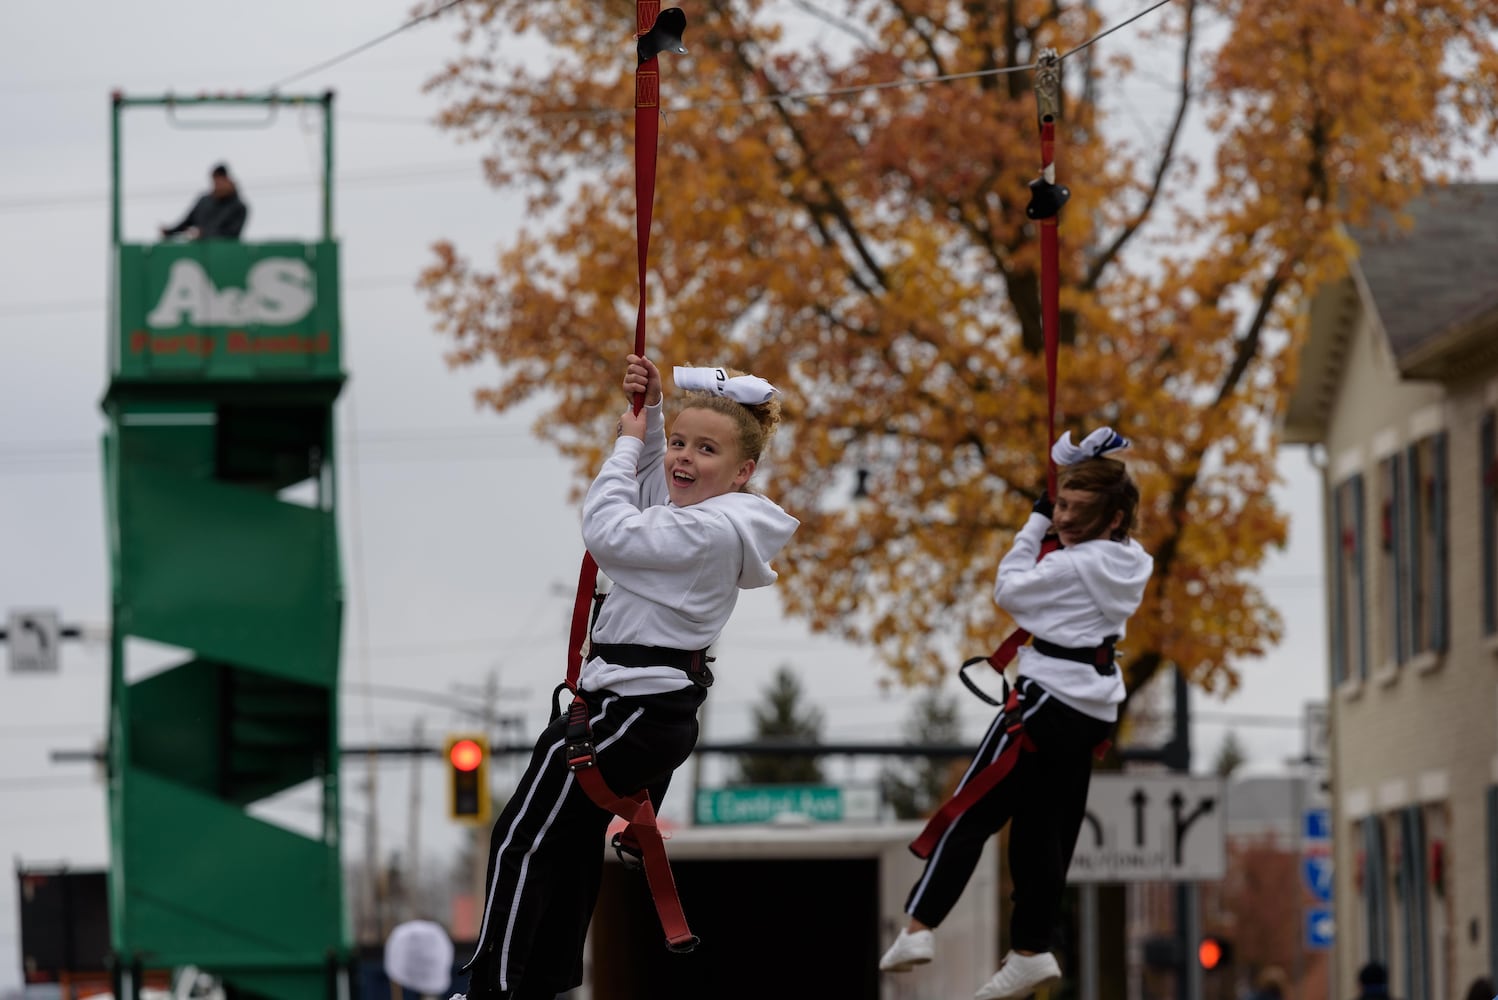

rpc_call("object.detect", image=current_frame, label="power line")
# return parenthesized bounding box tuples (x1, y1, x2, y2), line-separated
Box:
(0, 775, 99, 789)
(0, 271, 420, 319)
(0, 427, 553, 480)
(0, 425, 532, 460)
(0, 160, 484, 215)
(1192, 710, 1309, 729)
(264, 0, 475, 92)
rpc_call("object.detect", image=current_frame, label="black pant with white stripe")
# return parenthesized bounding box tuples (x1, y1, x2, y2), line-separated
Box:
(462, 684, 706, 1000)
(904, 677, 1111, 953)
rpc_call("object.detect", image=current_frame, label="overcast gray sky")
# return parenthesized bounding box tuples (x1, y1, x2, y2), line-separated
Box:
(1, 1, 1444, 990)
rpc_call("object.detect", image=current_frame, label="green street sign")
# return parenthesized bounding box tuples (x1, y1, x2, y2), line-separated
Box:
(694, 785, 877, 825)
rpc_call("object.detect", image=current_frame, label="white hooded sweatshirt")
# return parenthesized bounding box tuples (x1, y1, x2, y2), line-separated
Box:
(579, 402, 799, 697)
(994, 511, 1154, 721)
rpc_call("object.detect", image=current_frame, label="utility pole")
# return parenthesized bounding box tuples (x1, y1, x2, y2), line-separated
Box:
(365, 755, 383, 943)
(1171, 666, 1200, 1000)
(406, 717, 424, 921)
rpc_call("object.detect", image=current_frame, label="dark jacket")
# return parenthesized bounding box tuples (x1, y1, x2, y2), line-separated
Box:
(164, 191, 248, 240)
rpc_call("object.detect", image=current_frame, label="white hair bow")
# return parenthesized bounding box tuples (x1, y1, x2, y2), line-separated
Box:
(1051, 427, 1130, 466)
(673, 366, 779, 405)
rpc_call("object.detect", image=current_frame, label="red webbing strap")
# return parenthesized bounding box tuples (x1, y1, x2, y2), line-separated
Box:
(909, 687, 1034, 859)
(1039, 115, 1059, 501)
(559, 0, 695, 954)
(982, 106, 1063, 676)
(634, 27, 661, 389)
(565, 3, 663, 688)
(573, 767, 696, 950)
(565, 553, 600, 687)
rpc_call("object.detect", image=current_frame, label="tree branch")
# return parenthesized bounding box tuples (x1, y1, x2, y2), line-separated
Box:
(1083, 0, 1196, 289)
(714, 1, 890, 292)
(788, 0, 880, 50)
(889, 0, 948, 76)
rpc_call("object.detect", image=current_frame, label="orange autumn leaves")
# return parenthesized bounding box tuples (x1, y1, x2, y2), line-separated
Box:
(417, 0, 1498, 701)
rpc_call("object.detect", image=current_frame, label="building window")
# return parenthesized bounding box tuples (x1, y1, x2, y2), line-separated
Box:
(1332, 474, 1367, 685)
(1403, 434, 1448, 658)
(1421, 805, 1451, 1000)
(1488, 788, 1498, 985)
(1397, 806, 1431, 1000)
(1377, 454, 1407, 667)
(1362, 815, 1390, 964)
(1483, 411, 1496, 636)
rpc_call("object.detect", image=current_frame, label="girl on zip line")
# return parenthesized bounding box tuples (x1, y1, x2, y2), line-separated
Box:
(454, 354, 799, 1000)
(879, 428, 1153, 1000)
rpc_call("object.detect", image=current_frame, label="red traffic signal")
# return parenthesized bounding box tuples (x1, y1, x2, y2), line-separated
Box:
(445, 734, 491, 824)
(450, 738, 484, 772)
(1198, 936, 1233, 970)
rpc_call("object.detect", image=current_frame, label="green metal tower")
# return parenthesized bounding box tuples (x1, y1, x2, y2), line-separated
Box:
(102, 92, 349, 1000)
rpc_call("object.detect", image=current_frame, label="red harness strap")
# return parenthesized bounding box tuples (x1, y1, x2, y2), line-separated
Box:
(557, 2, 697, 955)
(562, 699, 697, 952)
(969, 49, 1070, 683)
(910, 686, 1034, 858)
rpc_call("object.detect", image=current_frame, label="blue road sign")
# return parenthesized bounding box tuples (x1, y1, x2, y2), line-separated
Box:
(1304, 808, 1331, 842)
(1303, 856, 1334, 902)
(1306, 907, 1334, 950)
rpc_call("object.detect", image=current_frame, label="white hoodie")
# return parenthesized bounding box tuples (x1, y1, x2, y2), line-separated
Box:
(579, 402, 800, 697)
(994, 512, 1154, 721)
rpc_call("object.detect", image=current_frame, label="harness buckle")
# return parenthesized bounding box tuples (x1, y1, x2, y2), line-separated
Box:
(1095, 635, 1119, 676)
(566, 740, 596, 771)
(564, 698, 596, 769)
(689, 650, 716, 689)
(611, 831, 645, 872)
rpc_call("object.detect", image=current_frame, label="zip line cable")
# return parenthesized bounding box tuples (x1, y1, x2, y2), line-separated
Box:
(644, 0, 1177, 116)
(1060, 0, 1176, 59)
(263, 0, 475, 92)
(485, 0, 1178, 120)
(0, 1, 1176, 215)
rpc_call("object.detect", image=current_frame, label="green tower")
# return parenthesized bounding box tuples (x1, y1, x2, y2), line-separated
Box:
(101, 92, 349, 1000)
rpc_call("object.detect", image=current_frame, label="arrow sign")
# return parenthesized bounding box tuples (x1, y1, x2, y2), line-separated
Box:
(1302, 856, 1334, 902)
(1303, 808, 1330, 842)
(1067, 774, 1225, 883)
(1305, 907, 1334, 949)
(1171, 790, 1216, 866)
(7, 609, 60, 673)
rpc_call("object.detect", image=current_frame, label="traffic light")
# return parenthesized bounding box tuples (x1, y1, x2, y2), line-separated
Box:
(445, 734, 491, 825)
(1197, 935, 1234, 971)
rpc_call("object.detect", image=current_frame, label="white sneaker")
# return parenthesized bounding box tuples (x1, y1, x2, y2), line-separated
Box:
(974, 951, 1062, 999)
(879, 927, 934, 971)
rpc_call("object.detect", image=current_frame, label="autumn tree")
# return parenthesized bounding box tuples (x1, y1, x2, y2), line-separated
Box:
(418, 0, 1498, 711)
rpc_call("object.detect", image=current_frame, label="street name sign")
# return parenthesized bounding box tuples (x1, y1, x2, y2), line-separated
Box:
(694, 785, 878, 825)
